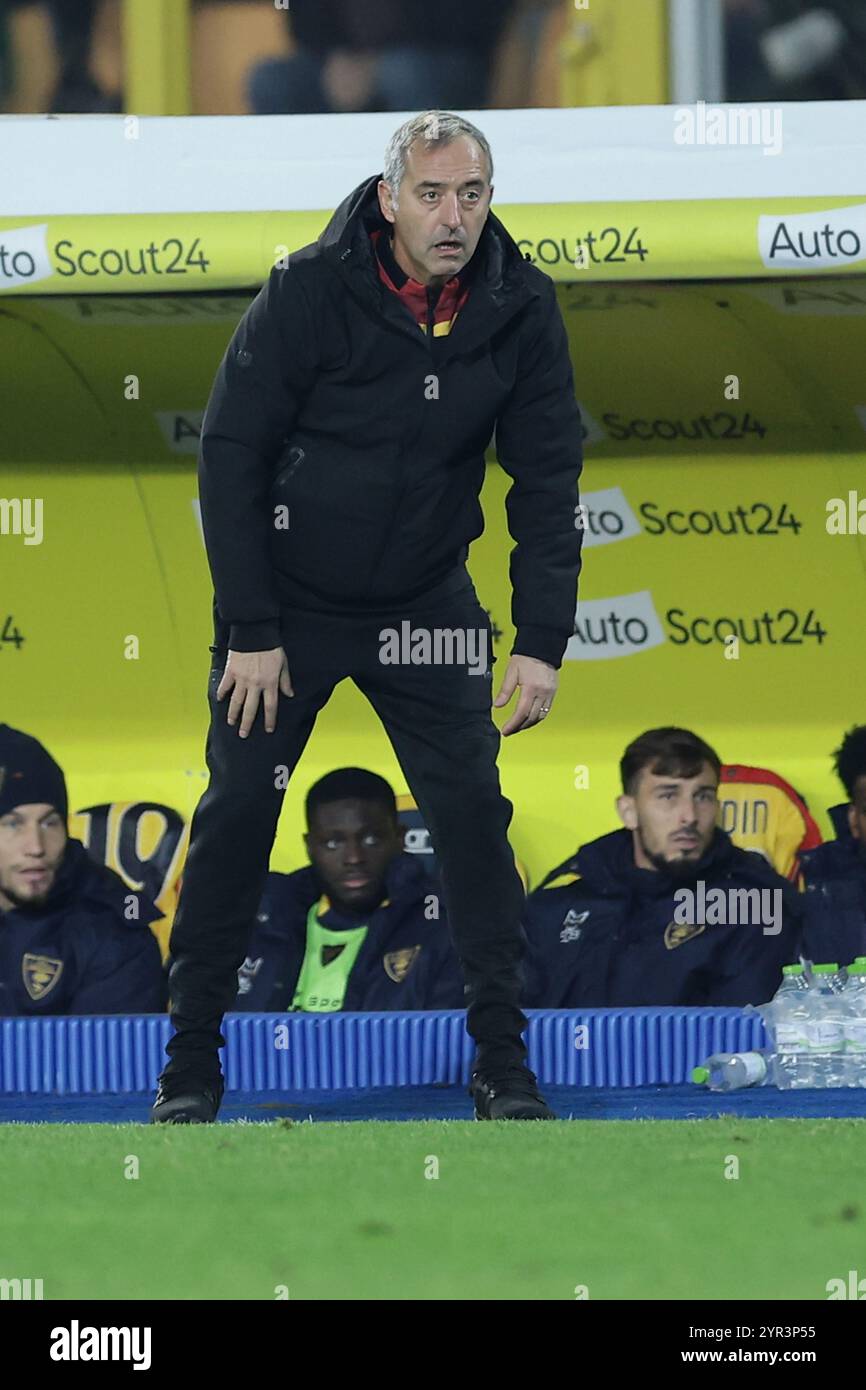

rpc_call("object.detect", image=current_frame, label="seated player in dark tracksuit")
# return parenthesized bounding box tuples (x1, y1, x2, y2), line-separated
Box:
(800, 724, 866, 966)
(0, 724, 167, 1015)
(233, 767, 464, 1012)
(522, 727, 802, 1009)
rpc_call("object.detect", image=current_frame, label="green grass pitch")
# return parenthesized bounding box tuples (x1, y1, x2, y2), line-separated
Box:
(2, 1119, 865, 1300)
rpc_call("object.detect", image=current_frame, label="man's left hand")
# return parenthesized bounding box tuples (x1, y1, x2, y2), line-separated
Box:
(494, 655, 558, 736)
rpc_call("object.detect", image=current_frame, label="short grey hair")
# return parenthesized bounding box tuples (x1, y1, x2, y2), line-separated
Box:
(382, 110, 494, 208)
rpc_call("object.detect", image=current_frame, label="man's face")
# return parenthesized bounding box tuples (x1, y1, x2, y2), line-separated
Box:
(0, 803, 67, 911)
(378, 134, 492, 288)
(617, 763, 719, 875)
(304, 799, 404, 913)
(848, 774, 866, 853)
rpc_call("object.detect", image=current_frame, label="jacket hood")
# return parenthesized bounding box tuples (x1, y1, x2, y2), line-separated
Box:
(562, 825, 793, 903)
(572, 827, 737, 899)
(1, 837, 159, 923)
(313, 172, 537, 316)
(800, 803, 864, 881)
(279, 849, 435, 927)
(828, 802, 855, 842)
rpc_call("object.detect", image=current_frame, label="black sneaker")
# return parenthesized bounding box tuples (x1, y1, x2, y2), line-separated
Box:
(469, 1063, 556, 1120)
(150, 1072, 224, 1124)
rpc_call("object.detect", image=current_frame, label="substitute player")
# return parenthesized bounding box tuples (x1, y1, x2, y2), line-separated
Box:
(151, 110, 583, 1123)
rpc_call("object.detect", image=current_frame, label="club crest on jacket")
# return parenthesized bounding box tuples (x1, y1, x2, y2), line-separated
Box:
(22, 953, 64, 1000)
(663, 920, 706, 950)
(383, 945, 421, 983)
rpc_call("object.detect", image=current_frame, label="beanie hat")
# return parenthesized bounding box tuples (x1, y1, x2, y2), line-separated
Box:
(0, 724, 68, 822)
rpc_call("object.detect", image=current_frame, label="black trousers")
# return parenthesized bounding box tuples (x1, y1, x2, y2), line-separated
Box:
(164, 568, 529, 1080)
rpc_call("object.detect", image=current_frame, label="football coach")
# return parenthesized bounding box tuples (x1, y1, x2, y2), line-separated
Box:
(152, 110, 583, 1123)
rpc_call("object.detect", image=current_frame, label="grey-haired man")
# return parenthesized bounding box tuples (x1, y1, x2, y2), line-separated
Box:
(152, 110, 583, 1124)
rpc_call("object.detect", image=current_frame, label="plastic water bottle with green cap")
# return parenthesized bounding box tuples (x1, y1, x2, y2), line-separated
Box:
(692, 1053, 770, 1091)
(807, 963, 847, 1087)
(766, 962, 813, 1090)
(841, 956, 866, 1086)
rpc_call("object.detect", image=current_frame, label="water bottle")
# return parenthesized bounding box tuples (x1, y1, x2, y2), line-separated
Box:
(841, 957, 866, 1087)
(692, 1052, 769, 1091)
(806, 963, 848, 1087)
(767, 963, 813, 1089)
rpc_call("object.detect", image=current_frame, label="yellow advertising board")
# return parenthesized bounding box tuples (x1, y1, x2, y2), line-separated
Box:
(2, 276, 865, 924)
(3, 199, 866, 295)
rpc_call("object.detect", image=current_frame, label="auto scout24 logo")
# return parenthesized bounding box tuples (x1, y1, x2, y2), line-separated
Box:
(565, 486, 825, 661)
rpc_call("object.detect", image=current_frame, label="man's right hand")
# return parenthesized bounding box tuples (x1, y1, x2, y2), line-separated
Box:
(216, 648, 293, 738)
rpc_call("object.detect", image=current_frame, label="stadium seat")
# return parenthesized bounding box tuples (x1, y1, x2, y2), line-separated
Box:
(396, 793, 529, 890)
(68, 801, 188, 962)
(716, 765, 823, 883)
